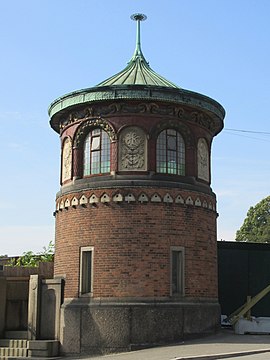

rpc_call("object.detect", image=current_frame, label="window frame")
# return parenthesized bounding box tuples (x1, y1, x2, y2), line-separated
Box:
(83, 128, 111, 177)
(156, 129, 185, 176)
(170, 246, 185, 297)
(79, 246, 94, 297)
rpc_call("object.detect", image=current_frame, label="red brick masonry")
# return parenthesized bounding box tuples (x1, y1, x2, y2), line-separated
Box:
(54, 187, 218, 300)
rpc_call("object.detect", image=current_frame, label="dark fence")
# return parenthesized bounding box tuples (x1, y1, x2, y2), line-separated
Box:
(218, 241, 270, 317)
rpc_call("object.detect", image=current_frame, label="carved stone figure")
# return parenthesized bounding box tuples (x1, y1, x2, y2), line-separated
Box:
(62, 138, 72, 182)
(197, 138, 209, 182)
(119, 127, 147, 170)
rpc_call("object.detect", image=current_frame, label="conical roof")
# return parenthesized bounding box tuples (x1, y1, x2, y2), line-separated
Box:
(97, 14, 179, 88)
(49, 14, 225, 136)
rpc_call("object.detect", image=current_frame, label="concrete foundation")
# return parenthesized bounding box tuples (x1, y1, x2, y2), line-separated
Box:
(59, 299, 220, 356)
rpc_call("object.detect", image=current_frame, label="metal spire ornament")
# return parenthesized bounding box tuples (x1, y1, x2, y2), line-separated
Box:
(130, 13, 147, 60)
(96, 13, 178, 87)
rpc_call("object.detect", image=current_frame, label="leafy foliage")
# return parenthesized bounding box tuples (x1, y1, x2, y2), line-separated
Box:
(236, 196, 270, 243)
(8, 241, 54, 267)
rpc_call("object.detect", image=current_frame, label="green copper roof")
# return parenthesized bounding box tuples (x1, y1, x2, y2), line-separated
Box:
(49, 13, 225, 135)
(97, 14, 179, 88)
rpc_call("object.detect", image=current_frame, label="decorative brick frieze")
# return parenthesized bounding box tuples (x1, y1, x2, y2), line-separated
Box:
(55, 188, 216, 214)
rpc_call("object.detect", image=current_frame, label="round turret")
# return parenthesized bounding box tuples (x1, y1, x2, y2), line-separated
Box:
(49, 14, 225, 356)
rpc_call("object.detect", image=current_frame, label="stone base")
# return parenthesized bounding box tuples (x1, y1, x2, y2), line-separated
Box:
(59, 299, 220, 356)
(28, 340, 59, 357)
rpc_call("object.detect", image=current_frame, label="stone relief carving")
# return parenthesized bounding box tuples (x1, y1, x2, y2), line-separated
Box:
(197, 138, 209, 182)
(62, 138, 72, 183)
(191, 112, 216, 131)
(59, 102, 219, 134)
(150, 103, 175, 116)
(121, 103, 147, 113)
(119, 127, 147, 171)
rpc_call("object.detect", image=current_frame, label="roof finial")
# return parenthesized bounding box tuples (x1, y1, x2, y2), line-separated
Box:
(130, 13, 147, 58)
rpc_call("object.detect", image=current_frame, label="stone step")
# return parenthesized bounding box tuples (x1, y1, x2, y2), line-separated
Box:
(5, 331, 28, 340)
(0, 338, 60, 358)
(0, 337, 28, 358)
(0, 346, 28, 357)
(0, 339, 28, 348)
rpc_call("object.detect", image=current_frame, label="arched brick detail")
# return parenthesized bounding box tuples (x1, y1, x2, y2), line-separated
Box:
(73, 117, 117, 148)
(150, 119, 194, 147)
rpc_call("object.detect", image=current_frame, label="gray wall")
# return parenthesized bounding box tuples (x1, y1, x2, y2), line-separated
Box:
(59, 300, 220, 356)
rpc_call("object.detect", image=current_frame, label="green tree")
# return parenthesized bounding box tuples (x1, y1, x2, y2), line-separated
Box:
(8, 241, 54, 267)
(236, 196, 270, 243)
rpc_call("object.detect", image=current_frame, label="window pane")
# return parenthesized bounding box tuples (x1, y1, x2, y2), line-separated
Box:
(91, 136, 100, 151)
(167, 136, 176, 150)
(157, 129, 185, 175)
(83, 129, 110, 176)
(92, 128, 100, 135)
(81, 251, 92, 294)
(83, 133, 91, 176)
(172, 250, 183, 295)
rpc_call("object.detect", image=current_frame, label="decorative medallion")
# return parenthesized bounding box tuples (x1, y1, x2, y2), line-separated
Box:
(118, 126, 147, 171)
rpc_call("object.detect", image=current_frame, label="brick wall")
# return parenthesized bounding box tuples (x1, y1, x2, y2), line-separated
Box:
(54, 187, 218, 300)
(60, 102, 213, 183)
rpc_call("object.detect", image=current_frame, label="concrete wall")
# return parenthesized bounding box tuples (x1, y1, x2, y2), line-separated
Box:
(6, 280, 28, 331)
(39, 278, 63, 340)
(28, 275, 63, 341)
(59, 299, 220, 356)
(0, 262, 54, 340)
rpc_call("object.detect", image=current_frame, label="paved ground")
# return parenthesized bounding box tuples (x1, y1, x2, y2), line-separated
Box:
(71, 329, 270, 360)
(219, 354, 270, 360)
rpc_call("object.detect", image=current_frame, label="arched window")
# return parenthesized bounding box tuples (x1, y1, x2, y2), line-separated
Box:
(156, 129, 185, 175)
(83, 129, 110, 176)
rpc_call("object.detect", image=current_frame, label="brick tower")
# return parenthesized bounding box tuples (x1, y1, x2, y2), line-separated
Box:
(49, 14, 225, 356)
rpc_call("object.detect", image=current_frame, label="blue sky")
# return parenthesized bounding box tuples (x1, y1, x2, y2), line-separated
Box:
(0, 0, 270, 255)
